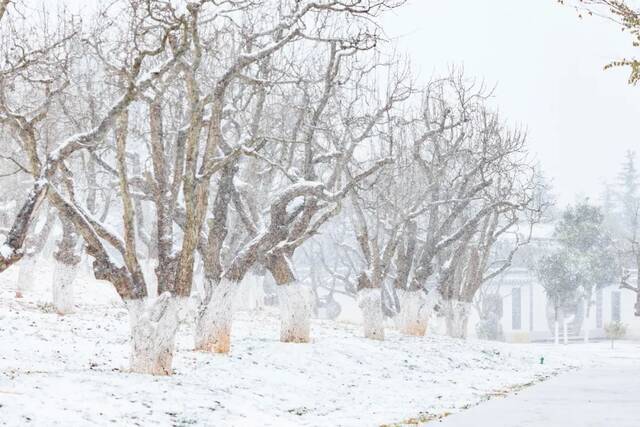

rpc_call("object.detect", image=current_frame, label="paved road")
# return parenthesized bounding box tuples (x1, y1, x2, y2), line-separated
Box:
(434, 363, 640, 426)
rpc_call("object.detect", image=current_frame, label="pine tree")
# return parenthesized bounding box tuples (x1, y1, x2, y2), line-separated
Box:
(616, 150, 640, 231)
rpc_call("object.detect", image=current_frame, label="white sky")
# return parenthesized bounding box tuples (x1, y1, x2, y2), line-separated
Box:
(380, 0, 640, 206)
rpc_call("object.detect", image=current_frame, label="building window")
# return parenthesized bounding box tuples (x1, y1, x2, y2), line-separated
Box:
(612, 291, 621, 322)
(512, 287, 521, 330)
(596, 289, 603, 328)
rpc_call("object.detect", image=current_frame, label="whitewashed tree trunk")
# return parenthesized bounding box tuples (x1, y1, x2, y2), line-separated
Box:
(584, 298, 591, 344)
(584, 321, 590, 343)
(357, 288, 384, 340)
(234, 274, 265, 311)
(52, 262, 78, 315)
(554, 320, 559, 345)
(194, 279, 237, 353)
(127, 293, 187, 376)
(395, 289, 430, 336)
(445, 300, 471, 339)
(16, 254, 37, 297)
(277, 283, 312, 343)
(254, 274, 267, 311)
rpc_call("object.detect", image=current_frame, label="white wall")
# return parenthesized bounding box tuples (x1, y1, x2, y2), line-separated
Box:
(477, 278, 640, 342)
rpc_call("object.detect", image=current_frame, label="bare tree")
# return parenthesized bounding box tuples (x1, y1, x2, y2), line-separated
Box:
(437, 148, 543, 338)
(0, 0, 189, 374)
(192, 3, 406, 351)
(390, 73, 496, 336)
(0, 1, 548, 380)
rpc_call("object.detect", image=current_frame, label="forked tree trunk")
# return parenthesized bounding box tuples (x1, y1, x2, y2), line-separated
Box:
(194, 278, 237, 353)
(277, 283, 313, 343)
(357, 288, 384, 340)
(395, 289, 430, 336)
(127, 293, 187, 376)
(444, 299, 471, 339)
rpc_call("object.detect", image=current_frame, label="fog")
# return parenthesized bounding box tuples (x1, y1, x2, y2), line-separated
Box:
(382, 0, 640, 205)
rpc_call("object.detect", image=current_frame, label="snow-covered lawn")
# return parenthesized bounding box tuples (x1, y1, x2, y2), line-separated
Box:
(1, 267, 582, 426)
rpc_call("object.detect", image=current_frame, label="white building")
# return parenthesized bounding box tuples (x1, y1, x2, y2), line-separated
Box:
(467, 267, 640, 342)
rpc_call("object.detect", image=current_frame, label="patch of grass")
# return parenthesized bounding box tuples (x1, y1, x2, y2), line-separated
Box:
(380, 411, 451, 426)
(36, 302, 57, 313)
(383, 368, 572, 426)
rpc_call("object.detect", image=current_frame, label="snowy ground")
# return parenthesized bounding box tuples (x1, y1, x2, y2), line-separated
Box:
(0, 263, 624, 426)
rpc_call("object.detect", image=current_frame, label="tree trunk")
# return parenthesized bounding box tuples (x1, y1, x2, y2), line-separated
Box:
(16, 253, 37, 297)
(554, 320, 559, 345)
(583, 320, 590, 343)
(52, 216, 80, 315)
(584, 298, 590, 344)
(267, 254, 311, 343)
(253, 273, 267, 310)
(635, 264, 640, 317)
(235, 273, 265, 311)
(277, 283, 312, 343)
(444, 300, 471, 339)
(127, 293, 186, 376)
(194, 278, 237, 353)
(394, 289, 433, 336)
(357, 288, 384, 340)
(16, 207, 55, 298)
(52, 261, 78, 315)
(563, 317, 568, 345)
